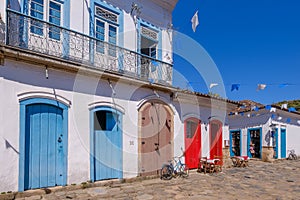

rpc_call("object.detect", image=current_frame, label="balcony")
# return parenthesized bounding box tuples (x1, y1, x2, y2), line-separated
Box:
(4, 10, 173, 85)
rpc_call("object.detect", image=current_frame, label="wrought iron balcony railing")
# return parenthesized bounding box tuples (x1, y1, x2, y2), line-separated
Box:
(5, 9, 172, 85)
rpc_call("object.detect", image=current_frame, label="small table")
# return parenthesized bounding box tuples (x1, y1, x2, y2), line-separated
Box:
(199, 158, 220, 173)
(231, 156, 249, 167)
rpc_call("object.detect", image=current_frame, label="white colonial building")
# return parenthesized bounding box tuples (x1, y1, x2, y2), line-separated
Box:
(228, 105, 300, 160)
(0, 0, 238, 192)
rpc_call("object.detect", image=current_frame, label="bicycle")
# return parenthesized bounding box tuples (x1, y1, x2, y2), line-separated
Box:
(287, 149, 297, 160)
(160, 154, 189, 180)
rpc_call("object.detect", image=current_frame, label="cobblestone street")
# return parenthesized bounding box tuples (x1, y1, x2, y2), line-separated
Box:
(3, 159, 300, 200)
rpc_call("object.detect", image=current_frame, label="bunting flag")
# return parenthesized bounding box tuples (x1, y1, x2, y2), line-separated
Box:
(270, 107, 277, 112)
(209, 83, 218, 89)
(257, 84, 267, 91)
(297, 120, 300, 125)
(288, 107, 296, 112)
(231, 84, 240, 91)
(265, 105, 272, 110)
(278, 116, 282, 120)
(247, 114, 251, 118)
(281, 104, 288, 109)
(279, 83, 289, 88)
(191, 11, 199, 32)
(286, 118, 291, 123)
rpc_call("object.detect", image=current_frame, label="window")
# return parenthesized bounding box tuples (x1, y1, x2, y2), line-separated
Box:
(30, 0, 44, 35)
(49, 1, 61, 40)
(29, 0, 62, 40)
(95, 6, 119, 57)
(140, 26, 158, 58)
(95, 20, 105, 54)
(94, 110, 118, 131)
(186, 120, 198, 139)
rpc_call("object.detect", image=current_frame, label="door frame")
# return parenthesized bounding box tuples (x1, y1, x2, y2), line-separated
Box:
(19, 98, 69, 191)
(229, 130, 242, 157)
(184, 117, 201, 169)
(247, 127, 262, 158)
(280, 128, 287, 158)
(137, 99, 174, 176)
(209, 120, 223, 159)
(90, 106, 123, 182)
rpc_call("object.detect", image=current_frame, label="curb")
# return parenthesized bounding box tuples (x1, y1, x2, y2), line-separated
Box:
(0, 175, 161, 200)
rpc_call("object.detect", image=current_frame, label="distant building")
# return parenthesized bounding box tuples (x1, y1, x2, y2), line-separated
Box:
(228, 101, 300, 160)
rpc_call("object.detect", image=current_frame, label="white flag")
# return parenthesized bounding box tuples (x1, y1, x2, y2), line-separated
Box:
(257, 84, 267, 91)
(270, 107, 277, 112)
(281, 104, 288, 109)
(191, 11, 199, 32)
(297, 120, 300, 125)
(278, 116, 282, 120)
(209, 83, 218, 89)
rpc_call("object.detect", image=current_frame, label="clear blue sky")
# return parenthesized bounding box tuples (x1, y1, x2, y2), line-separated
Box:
(172, 0, 300, 105)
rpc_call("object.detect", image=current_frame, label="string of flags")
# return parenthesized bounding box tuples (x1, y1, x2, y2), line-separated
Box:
(206, 82, 296, 92)
(229, 104, 300, 125)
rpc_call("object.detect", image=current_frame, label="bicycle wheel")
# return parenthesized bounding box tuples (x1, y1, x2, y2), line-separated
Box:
(292, 154, 297, 160)
(160, 165, 173, 180)
(288, 154, 293, 160)
(179, 164, 189, 178)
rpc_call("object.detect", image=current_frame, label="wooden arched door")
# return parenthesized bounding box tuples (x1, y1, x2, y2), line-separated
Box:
(139, 101, 173, 176)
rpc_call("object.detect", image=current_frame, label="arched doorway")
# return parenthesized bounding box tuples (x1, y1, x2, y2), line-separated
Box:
(19, 98, 68, 191)
(138, 100, 173, 176)
(90, 107, 123, 182)
(209, 120, 223, 159)
(184, 118, 201, 169)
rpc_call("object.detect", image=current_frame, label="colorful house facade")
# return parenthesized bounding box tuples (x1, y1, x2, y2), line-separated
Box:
(228, 104, 300, 160)
(0, 0, 239, 192)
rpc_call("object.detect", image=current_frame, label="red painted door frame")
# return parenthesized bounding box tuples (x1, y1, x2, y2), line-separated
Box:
(184, 118, 201, 169)
(209, 120, 223, 159)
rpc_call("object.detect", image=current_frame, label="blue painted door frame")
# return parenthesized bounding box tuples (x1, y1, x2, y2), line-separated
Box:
(247, 128, 262, 158)
(230, 130, 242, 156)
(281, 129, 287, 158)
(90, 106, 123, 182)
(274, 128, 279, 159)
(19, 98, 68, 191)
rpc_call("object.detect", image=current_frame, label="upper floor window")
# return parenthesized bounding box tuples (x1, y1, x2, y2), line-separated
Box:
(29, 0, 62, 40)
(140, 25, 158, 59)
(95, 6, 119, 57)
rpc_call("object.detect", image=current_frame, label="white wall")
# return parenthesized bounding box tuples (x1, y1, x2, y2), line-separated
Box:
(286, 124, 300, 157)
(0, 59, 184, 191)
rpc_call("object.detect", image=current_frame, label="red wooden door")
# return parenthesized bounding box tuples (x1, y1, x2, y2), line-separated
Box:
(209, 120, 223, 159)
(184, 118, 201, 169)
(140, 102, 172, 176)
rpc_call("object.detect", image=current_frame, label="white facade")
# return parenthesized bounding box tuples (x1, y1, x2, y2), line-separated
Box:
(229, 108, 300, 159)
(0, 0, 239, 192)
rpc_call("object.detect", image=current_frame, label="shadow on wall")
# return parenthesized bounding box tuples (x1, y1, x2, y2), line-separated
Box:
(265, 130, 271, 147)
(4, 138, 19, 154)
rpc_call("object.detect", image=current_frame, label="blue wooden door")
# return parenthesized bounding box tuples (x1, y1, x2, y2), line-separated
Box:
(281, 129, 287, 158)
(93, 110, 122, 181)
(24, 104, 65, 190)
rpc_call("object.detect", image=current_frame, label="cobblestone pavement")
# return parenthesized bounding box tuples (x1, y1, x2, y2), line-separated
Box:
(6, 159, 300, 200)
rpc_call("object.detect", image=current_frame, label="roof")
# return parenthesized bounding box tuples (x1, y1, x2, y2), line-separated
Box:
(229, 99, 300, 116)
